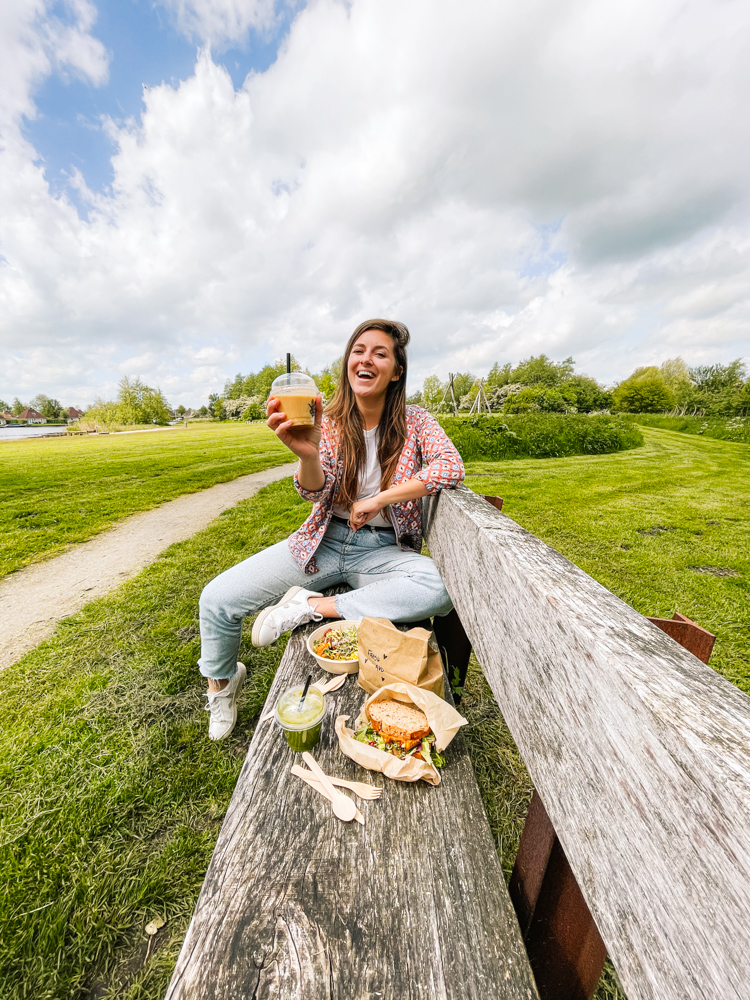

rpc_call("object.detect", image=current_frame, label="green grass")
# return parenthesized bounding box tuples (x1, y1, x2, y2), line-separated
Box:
(0, 423, 289, 579)
(438, 413, 643, 461)
(629, 412, 750, 443)
(0, 480, 304, 999)
(1, 427, 747, 999)
(465, 426, 749, 693)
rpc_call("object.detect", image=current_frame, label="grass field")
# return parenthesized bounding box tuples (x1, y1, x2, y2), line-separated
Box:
(0, 424, 289, 579)
(1, 427, 747, 999)
(629, 412, 750, 443)
(466, 426, 749, 692)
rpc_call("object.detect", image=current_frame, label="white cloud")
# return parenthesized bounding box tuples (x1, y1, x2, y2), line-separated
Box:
(1, 0, 749, 407)
(42, 1, 109, 85)
(157, 0, 282, 47)
(0, 0, 108, 130)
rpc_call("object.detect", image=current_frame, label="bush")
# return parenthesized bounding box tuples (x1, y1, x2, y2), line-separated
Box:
(486, 383, 525, 411)
(223, 395, 263, 420)
(485, 376, 611, 414)
(613, 373, 675, 413)
(688, 361, 748, 415)
(241, 403, 263, 421)
(503, 385, 575, 413)
(437, 413, 644, 461)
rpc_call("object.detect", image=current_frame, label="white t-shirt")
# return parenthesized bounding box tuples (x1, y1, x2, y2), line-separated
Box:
(332, 426, 393, 528)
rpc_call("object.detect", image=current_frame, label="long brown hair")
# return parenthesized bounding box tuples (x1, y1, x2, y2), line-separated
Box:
(325, 319, 410, 510)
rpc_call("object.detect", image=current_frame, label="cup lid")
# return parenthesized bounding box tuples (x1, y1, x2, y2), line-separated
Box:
(270, 371, 318, 395)
(274, 686, 326, 730)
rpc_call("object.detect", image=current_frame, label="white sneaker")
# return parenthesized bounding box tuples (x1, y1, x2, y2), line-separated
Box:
(251, 587, 323, 647)
(205, 662, 247, 741)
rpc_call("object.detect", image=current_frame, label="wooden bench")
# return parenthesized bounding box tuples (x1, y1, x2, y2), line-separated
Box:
(167, 482, 748, 999)
(424, 484, 750, 1000)
(165, 625, 540, 998)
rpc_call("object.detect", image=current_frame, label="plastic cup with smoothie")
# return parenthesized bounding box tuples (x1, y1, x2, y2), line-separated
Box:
(275, 685, 326, 751)
(269, 372, 319, 427)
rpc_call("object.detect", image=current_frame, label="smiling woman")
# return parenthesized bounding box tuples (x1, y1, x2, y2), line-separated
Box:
(198, 319, 466, 741)
(326, 321, 412, 522)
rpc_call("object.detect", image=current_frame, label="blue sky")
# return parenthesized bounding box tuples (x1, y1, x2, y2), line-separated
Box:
(26, 0, 292, 212)
(1, 0, 749, 408)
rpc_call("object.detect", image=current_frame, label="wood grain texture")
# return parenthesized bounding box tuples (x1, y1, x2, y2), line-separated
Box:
(165, 627, 539, 1000)
(423, 485, 750, 1000)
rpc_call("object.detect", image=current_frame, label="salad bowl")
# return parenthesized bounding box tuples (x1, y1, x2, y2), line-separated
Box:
(306, 620, 362, 674)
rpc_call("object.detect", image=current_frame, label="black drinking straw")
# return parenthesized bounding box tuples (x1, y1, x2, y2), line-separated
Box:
(286, 353, 291, 375)
(298, 673, 313, 712)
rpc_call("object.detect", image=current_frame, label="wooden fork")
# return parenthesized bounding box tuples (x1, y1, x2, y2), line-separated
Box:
(292, 768, 365, 825)
(290, 764, 383, 799)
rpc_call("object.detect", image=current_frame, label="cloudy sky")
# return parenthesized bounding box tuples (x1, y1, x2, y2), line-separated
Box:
(1, 0, 749, 408)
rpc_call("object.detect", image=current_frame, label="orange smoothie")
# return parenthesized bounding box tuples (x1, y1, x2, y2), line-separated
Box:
(277, 394, 317, 426)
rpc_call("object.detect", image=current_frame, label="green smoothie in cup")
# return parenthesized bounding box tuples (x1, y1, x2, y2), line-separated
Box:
(275, 686, 326, 751)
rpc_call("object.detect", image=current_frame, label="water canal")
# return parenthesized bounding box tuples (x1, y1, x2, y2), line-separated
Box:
(0, 425, 68, 441)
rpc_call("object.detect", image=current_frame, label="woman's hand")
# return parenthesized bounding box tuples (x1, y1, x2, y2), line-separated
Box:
(266, 395, 323, 462)
(349, 479, 429, 529)
(349, 495, 386, 530)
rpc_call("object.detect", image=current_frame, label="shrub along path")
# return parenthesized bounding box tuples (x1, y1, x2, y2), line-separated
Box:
(0, 462, 296, 671)
(438, 412, 643, 461)
(629, 412, 750, 443)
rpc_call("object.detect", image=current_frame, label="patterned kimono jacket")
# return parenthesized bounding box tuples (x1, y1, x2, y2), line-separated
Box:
(290, 405, 465, 574)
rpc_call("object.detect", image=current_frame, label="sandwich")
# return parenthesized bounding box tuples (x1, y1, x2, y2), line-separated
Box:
(355, 700, 446, 768)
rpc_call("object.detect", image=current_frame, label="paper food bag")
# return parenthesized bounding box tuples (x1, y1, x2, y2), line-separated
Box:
(335, 682, 467, 785)
(357, 617, 444, 698)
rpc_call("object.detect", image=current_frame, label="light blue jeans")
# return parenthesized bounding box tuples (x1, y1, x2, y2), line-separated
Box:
(198, 518, 453, 679)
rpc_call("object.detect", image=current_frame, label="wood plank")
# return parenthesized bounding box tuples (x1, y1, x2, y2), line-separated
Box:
(166, 627, 539, 1000)
(423, 485, 750, 1000)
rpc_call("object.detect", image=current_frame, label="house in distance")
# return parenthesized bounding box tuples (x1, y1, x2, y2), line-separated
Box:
(17, 408, 46, 424)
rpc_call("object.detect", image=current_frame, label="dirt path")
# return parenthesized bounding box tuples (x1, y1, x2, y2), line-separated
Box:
(0, 462, 297, 670)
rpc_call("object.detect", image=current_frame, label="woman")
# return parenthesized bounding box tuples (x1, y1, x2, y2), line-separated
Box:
(199, 319, 464, 740)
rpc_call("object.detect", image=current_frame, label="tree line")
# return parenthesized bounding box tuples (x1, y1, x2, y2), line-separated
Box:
(610, 359, 749, 416)
(212, 354, 750, 419)
(0, 394, 78, 420)
(5, 353, 748, 429)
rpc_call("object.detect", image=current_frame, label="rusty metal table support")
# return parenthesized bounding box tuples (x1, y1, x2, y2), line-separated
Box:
(646, 611, 716, 664)
(482, 494, 504, 512)
(510, 791, 607, 1000)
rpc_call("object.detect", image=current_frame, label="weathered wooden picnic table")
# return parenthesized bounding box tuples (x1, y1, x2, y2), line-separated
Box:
(165, 624, 539, 999)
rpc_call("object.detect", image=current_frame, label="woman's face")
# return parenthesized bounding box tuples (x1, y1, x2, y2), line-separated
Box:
(347, 329, 401, 401)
